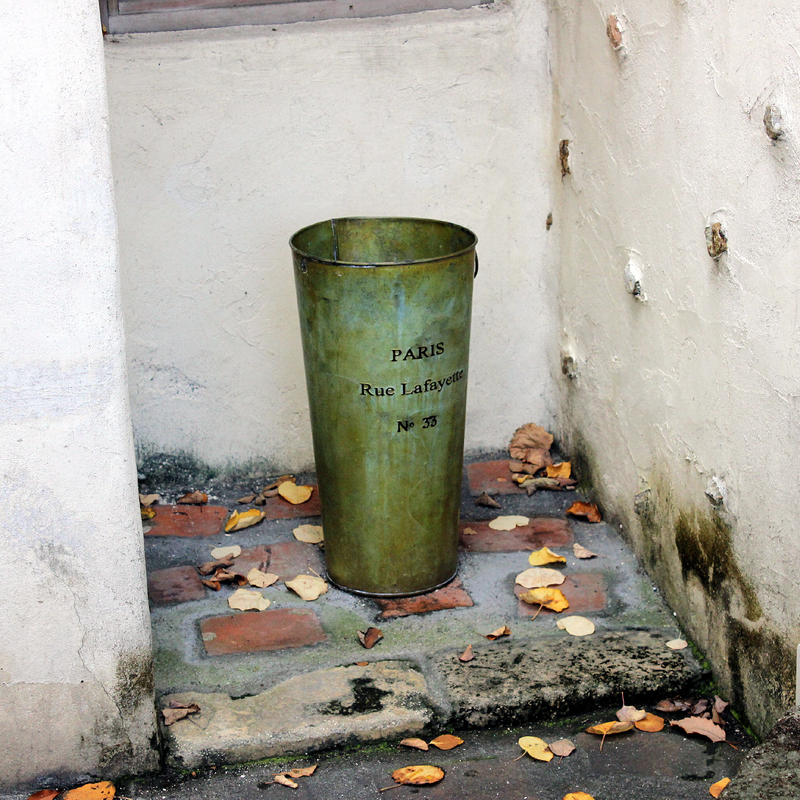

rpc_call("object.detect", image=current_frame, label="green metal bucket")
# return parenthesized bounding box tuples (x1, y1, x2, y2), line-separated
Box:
(291, 217, 477, 597)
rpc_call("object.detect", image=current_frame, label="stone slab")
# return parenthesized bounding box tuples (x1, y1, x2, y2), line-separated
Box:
(375, 577, 474, 619)
(459, 518, 573, 551)
(515, 572, 607, 617)
(261, 488, 322, 520)
(466, 460, 526, 496)
(161, 660, 433, 768)
(433, 629, 707, 728)
(201, 608, 326, 655)
(266, 540, 325, 582)
(145, 504, 229, 538)
(148, 565, 206, 606)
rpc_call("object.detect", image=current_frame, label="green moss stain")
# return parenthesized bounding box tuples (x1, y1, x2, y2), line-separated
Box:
(116, 650, 156, 716)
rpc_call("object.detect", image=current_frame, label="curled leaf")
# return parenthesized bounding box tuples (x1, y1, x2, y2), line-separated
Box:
(177, 491, 207, 505)
(528, 546, 566, 566)
(635, 713, 665, 732)
(516, 567, 566, 589)
(389, 766, 444, 786)
(273, 775, 298, 788)
(485, 625, 511, 641)
(586, 720, 633, 735)
(357, 627, 383, 649)
(458, 644, 475, 662)
(139, 493, 160, 506)
(224, 508, 266, 533)
(509, 423, 554, 462)
(617, 704, 647, 723)
(399, 738, 429, 751)
(518, 736, 553, 761)
(463, 527, 478, 536)
(475, 492, 501, 508)
(519, 587, 569, 612)
(566, 502, 601, 523)
(556, 616, 595, 636)
(564, 794, 595, 800)
(655, 699, 683, 713)
(429, 734, 464, 750)
(666, 639, 688, 650)
(573, 543, 597, 559)
(285, 574, 328, 601)
(283, 766, 317, 778)
(293, 524, 324, 544)
(488, 515, 529, 531)
(549, 739, 576, 758)
(278, 481, 313, 505)
(228, 588, 270, 611)
(162, 702, 200, 725)
(546, 462, 572, 479)
(710, 777, 731, 797)
(670, 717, 726, 743)
(141, 506, 156, 521)
(198, 555, 234, 575)
(210, 545, 241, 559)
(27, 792, 60, 800)
(247, 568, 279, 588)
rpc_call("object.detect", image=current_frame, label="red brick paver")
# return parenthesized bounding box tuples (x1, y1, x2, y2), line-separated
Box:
(466, 460, 525, 496)
(515, 572, 607, 617)
(260, 487, 322, 520)
(148, 566, 206, 606)
(229, 545, 271, 577)
(459, 518, 573, 552)
(266, 540, 325, 582)
(144, 504, 228, 538)
(376, 577, 474, 619)
(200, 608, 326, 655)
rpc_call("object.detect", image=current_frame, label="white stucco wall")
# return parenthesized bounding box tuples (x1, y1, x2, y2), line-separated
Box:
(553, 0, 800, 735)
(0, 0, 157, 787)
(104, 0, 557, 473)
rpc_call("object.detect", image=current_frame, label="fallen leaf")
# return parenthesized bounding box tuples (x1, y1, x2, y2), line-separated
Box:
(278, 481, 313, 505)
(139, 493, 160, 506)
(247, 568, 279, 588)
(563, 794, 595, 800)
(516, 567, 566, 588)
(655, 699, 683, 713)
(519, 587, 569, 612)
(509, 423, 554, 462)
(546, 462, 572, 479)
(524, 477, 564, 494)
(458, 644, 474, 662)
(714, 696, 730, 714)
(283, 766, 317, 778)
(508, 459, 540, 475)
(670, 717, 726, 743)
(463, 527, 478, 535)
(528, 546, 567, 566)
(488, 515, 529, 531)
(237, 494, 257, 504)
(61, 783, 116, 800)
(692, 699, 710, 715)
(566, 502, 601, 522)
(518, 736, 553, 762)
(293, 524, 324, 544)
(27, 791, 60, 800)
(356, 661, 368, 666)
(140, 506, 156, 521)
(485, 625, 511, 640)
(224, 508, 266, 533)
(228, 588, 271, 611)
(357, 627, 383, 649)
(285, 574, 328, 601)
(635, 713, 665, 732)
(586, 720, 633, 750)
(210, 545, 241, 559)
(162, 702, 200, 725)
(388, 766, 444, 787)
(573, 543, 597, 559)
(475, 492, 501, 508)
(617, 704, 647, 723)
(556, 616, 595, 636)
(211, 569, 248, 586)
(549, 739, 576, 758)
(264, 474, 295, 491)
(273, 775, 298, 788)
(201, 579, 221, 590)
(177, 491, 207, 505)
(197, 555, 235, 575)
(429, 734, 464, 750)
(666, 639, 688, 650)
(710, 777, 731, 797)
(400, 738, 429, 751)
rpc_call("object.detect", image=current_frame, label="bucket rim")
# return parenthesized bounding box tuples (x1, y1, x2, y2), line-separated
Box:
(289, 216, 478, 267)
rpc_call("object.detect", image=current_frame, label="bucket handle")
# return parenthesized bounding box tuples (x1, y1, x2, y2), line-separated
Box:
(474, 253, 479, 279)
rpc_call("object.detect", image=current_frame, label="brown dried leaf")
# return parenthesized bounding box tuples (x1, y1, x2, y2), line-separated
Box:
(61, 783, 116, 800)
(556, 616, 595, 636)
(463, 527, 478, 536)
(285, 574, 328, 601)
(140, 506, 156, 521)
(519, 587, 569, 612)
(692, 699, 710, 715)
(458, 644, 474, 662)
(617, 704, 647, 723)
(714, 696, 730, 714)
(528, 546, 566, 566)
(201, 579, 221, 590)
(518, 736, 553, 761)
(357, 627, 383, 649)
(566, 502, 601, 523)
(516, 567, 566, 588)
(177, 491, 207, 505)
(247, 568, 279, 588)
(635, 713, 665, 732)
(546, 462, 572, 479)
(389, 766, 444, 786)
(509, 460, 539, 475)
(210, 545, 241, 559)
(429, 734, 464, 750)
(224, 508, 266, 533)
(263, 475, 295, 492)
(356, 661, 368, 666)
(655, 699, 682, 713)
(139, 493, 160, 506)
(670, 717, 726, 743)
(525, 477, 563, 494)
(197, 555, 235, 575)
(573, 543, 597, 559)
(485, 625, 511, 641)
(283, 766, 317, 779)
(549, 739, 576, 757)
(666, 638, 688, 650)
(475, 492, 501, 508)
(27, 791, 60, 800)
(710, 777, 731, 797)
(162, 703, 200, 725)
(400, 738, 429, 751)
(237, 494, 257, 504)
(586, 720, 634, 736)
(278, 481, 313, 505)
(272, 775, 298, 788)
(509, 423, 554, 462)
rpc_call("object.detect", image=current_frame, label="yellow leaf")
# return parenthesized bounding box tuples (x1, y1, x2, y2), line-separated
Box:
(389, 766, 444, 786)
(139, 493, 160, 506)
(488, 515, 529, 531)
(247, 568, 279, 588)
(463, 527, 478, 535)
(273, 775, 298, 788)
(586, 720, 633, 735)
(140, 506, 156, 521)
(283, 766, 317, 778)
(429, 734, 464, 750)
(635, 713, 665, 732)
(293, 524, 324, 544)
(224, 508, 265, 532)
(399, 738, 429, 751)
(61, 783, 115, 800)
(566, 501, 601, 522)
(518, 736, 553, 761)
(177, 491, 207, 505)
(528, 547, 566, 566)
(210, 545, 241, 559)
(546, 462, 572, 479)
(516, 567, 566, 588)
(519, 587, 569, 612)
(228, 588, 270, 611)
(564, 794, 595, 800)
(666, 639, 688, 650)
(285, 574, 328, 601)
(556, 616, 595, 636)
(278, 481, 313, 505)
(710, 777, 731, 797)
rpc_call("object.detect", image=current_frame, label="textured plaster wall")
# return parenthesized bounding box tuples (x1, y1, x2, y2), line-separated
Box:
(104, 0, 557, 474)
(0, 0, 158, 787)
(552, 0, 800, 736)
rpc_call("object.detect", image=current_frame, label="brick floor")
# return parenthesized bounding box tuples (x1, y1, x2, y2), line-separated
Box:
(466, 460, 526, 496)
(260, 487, 322, 521)
(148, 566, 206, 606)
(375, 577, 474, 619)
(228, 545, 271, 577)
(200, 608, 326, 655)
(265, 540, 325, 582)
(144, 505, 229, 538)
(459, 518, 573, 552)
(515, 572, 608, 617)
